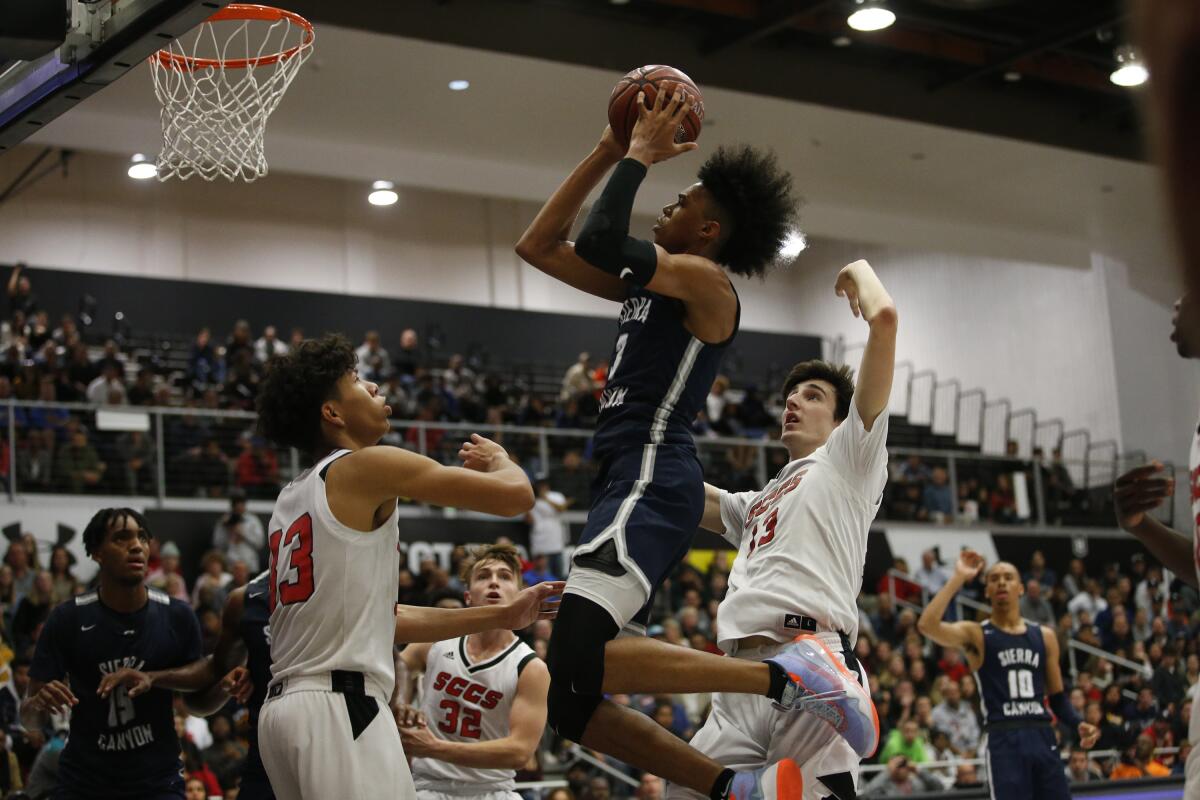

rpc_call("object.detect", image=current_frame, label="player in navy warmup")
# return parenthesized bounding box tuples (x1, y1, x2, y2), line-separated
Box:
(517, 87, 873, 800)
(918, 550, 1099, 799)
(21, 508, 203, 800)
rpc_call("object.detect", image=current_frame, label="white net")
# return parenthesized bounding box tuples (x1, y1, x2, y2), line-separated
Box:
(149, 6, 314, 182)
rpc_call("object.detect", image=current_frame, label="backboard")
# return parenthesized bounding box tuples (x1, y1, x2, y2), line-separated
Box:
(0, 0, 232, 152)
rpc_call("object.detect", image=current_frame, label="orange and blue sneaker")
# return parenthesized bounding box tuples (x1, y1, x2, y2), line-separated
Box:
(764, 634, 880, 757)
(729, 758, 804, 800)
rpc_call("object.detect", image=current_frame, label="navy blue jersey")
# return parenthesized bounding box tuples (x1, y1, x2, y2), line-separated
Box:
(976, 621, 1052, 726)
(239, 572, 273, 788)
(30, 588, 203, 798)
(592, 285, 739, 456)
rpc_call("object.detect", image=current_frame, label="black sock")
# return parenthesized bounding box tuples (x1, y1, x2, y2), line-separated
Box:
(765, 661, 789, 703)
(710, 768, 736, 800)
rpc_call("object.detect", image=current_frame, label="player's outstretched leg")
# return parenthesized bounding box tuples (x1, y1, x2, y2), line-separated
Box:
(730, 759, 805, 800)
(765, 635, 879, 758)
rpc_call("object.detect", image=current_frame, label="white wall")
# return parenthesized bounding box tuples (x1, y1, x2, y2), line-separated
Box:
(0, 148, 1176, 459)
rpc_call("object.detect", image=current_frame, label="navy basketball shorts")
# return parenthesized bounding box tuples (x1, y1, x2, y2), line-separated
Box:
(984, 725, 1070, 800)
(565, 443, 704, 633)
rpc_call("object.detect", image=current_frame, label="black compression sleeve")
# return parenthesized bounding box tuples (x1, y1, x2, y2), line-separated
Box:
(1049, 691, 1082, 728)
(575, 158, 658, 285)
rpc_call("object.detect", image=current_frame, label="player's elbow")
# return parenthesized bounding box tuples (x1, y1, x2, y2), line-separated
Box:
(915, 615, 934, 636)
(505, 742, 536, 770)
(515, 235, 544, 264)
(573, 230, 620, 271)
(498, 483, 536, 517)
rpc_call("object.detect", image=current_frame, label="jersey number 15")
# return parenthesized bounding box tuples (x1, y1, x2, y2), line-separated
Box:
(269, 513, 316, 611)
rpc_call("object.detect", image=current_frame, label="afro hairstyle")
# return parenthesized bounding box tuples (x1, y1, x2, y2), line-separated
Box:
(82, 507, 151, 557)
(697, 144, 799, 277)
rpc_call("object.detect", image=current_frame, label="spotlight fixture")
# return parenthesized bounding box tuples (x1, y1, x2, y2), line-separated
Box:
(448, 79, 470, 91)
(779, 229, 808, 259)
(127, 153, 157, 180)
(847, 0, 895, 32)
(368, 180, 398, 206)
(1109, 45, 1148, 87)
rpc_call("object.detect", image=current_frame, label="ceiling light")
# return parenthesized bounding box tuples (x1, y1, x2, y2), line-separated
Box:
(847, 1, 895, 32)
(779, 229, 807, 259)
(368, 180, 398, 206)
(609, 0, 631, 4)
(1003, 71, 1021, 82)
(127, 153, 157, 180)
(448, 79, 470, 91)
(1109, 45, 1148, 87)
(832, 35, 853, 47)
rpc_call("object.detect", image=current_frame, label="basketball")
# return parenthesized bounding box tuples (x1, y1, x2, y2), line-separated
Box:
(608, 64, 704, 149)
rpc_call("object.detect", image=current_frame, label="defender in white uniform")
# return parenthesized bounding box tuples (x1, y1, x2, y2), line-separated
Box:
(395, 544, 549, 800)
(1112, 292, 1200, 800)
(253, 335, 536, 800)
(671, 260, 896, 800)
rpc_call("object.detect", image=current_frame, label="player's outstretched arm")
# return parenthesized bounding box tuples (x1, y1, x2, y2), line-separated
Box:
(916, 550, 984, 664)
(331, 435, 535, 519)
(514, 128, 630, 303)
(400, 657, 550, 770)
(393, 581, 564, 645)
(699, 483, 727, 534)
(836, 260, 897, 431)
(1114, 462, 1198, 589)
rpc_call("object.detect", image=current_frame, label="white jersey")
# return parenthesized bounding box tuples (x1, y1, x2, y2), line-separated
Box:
(528, 491, 567, 556)
(716, 401, 888, 650)
(267, 448, 401, 700)
(1187, 413, 1200, 780)
(412, 636, 537, 792)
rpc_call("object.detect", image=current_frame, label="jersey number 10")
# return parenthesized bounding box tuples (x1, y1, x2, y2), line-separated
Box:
(269, 513, 316, 611)
(1007, 669, 1035, 699)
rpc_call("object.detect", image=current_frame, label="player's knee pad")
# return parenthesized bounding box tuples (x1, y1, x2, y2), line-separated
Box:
(546, 594, 618, 740)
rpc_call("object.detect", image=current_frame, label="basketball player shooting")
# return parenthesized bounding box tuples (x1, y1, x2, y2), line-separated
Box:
(674, 259, 894, 800)
(394, 544, 549, 800)
(918, 551, 1099, 800)
(245, 335, 547, 800)
(517, 85, 869, 800)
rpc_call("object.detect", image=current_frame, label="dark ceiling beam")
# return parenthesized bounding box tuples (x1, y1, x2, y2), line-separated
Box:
(699, 0, 833, 55)
(929, 8, 1128, 92)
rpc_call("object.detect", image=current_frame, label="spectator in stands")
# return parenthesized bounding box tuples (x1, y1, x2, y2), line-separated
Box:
(355, 330, 392, 383)
(921, 468, 954, 523)
(212, 489, 265, 572)
(6, 264, 37, 318)
(54, 422, 104, 493)
(913, 549, 949, 598)
(1135, 563, 1170, 620)
(521, 554, 558, 586)
(1103, 609, 1135, 653)
(254, 324, 288, 363)
(4, 543, 33, 602)
(989, 473, 1018, 523)
(878, 719, 929, 764)
(126, 367, 156, 406)
(1019, 579, 1056, 626)
(895, 454, 931, 485)
(85, 361, 127, 405)
(555, 449, 592, 509)
(1062, 557, 1087, 599)
(18, 428, 54, 491)
(188, 437, 230, 497)
(636, 773, 664, 800)
(234, 435, 279, 499)
(930, 679, 980, 755)
(1068, 579, 1107, 627)
(46, 545, 77, 605)
(11, 570, 52, 655)
(191, 550, 233, 612)
(225, 319, 254, 363)
(559, 351, 593, 402)
(878, 558, 921, 606)
(1065, 747, 1104, 783)
(394, 328, 421, 380)
(116, 429, 155, 495)
(526, 477, 568, 578)
(188, 327, 222, 391)
(862, 756, 941, 797)
(1111, 734, 1170, 779)
(1023, 550, 1056, 590)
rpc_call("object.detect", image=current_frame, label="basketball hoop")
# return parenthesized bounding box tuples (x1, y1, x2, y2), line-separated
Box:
(149, 4, 314, 182)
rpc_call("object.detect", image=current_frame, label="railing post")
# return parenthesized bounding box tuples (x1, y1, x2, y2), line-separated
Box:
(418, 423, 427, 457)
(538, 430, 550, 479)
(755, 443, 768, 487)
(155, 409, 166, 505)
(1032, 449, 1046, 527)
(947, 452, 959, 524)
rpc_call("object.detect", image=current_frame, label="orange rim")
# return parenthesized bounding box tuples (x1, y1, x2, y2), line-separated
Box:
(152, 4, 313, 72)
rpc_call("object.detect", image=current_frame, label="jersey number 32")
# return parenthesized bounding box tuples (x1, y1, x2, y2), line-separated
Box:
(269, 513, 316, 611)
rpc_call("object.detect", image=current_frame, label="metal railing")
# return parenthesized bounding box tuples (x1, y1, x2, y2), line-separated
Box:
(0, 399, 1179, 529)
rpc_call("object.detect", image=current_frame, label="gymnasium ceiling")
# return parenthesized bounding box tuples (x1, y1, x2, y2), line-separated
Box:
(287, 0, 1141, 161)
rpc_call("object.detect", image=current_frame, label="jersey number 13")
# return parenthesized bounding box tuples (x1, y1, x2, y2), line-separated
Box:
(269, 513, 316, 611)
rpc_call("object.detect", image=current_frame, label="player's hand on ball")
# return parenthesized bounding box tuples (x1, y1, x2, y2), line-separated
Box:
(221, 666, 254, 704)
(97, 667, 153, 699)
(392, 702, 426, 729)
(400, 722, 442, 757)
(954, 550, 985, 582)
(30, 680, 78, 713)
(1113, 461, 1174, 531)
(628, 84, 700, 165)
(505, 580, 567, 629)
(459, 434, 512, 473)
(1078, 722, 1100, 749)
